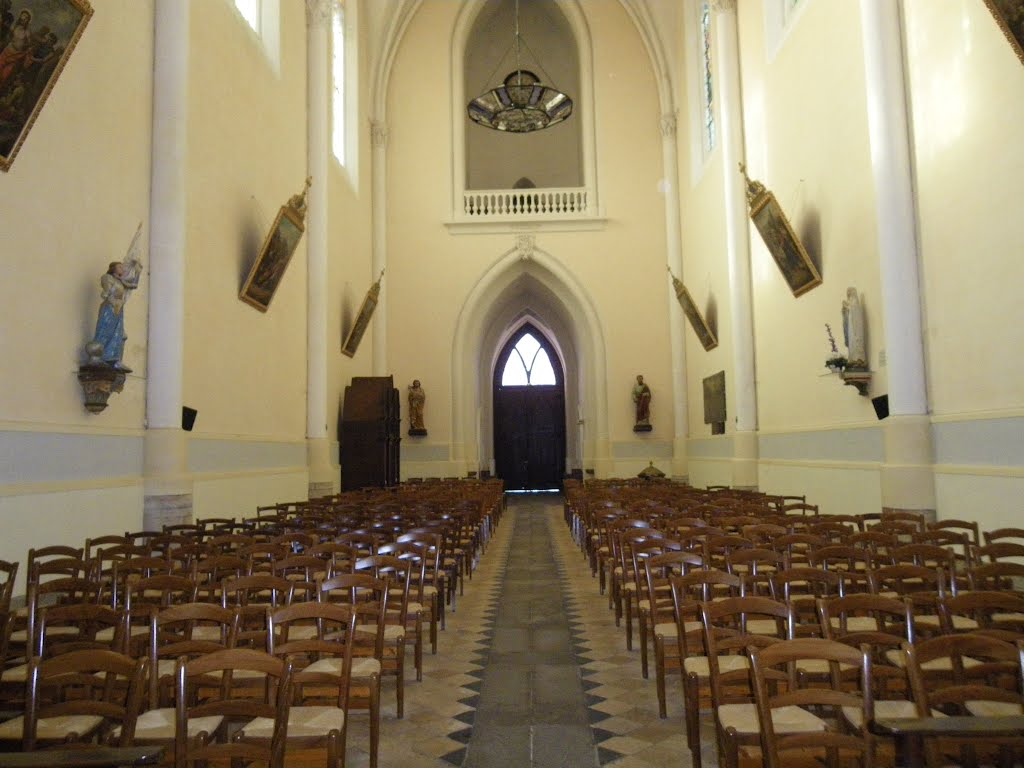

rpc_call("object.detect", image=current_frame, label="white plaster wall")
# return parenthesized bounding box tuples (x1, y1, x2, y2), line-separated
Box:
(181, 2, 309, 441)
(904, 0, 1024, 418)
(385, 0, 673, 479)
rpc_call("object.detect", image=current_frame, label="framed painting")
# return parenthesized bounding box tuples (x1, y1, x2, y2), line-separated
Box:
(341, 274, 382, 358)
(983, 0, 1024, 64)
(703, 370, 726, 435)
(239, 204, 306, 312)
(747, 180, 821, 297)
(0, 0, 93, 171)
(672, 278, 718, 351)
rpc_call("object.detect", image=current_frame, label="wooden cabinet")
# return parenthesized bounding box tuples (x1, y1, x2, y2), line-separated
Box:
(340, 376, 400, 490)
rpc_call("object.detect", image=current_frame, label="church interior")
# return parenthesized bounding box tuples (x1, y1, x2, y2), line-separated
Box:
(1, 0, 1023, 764)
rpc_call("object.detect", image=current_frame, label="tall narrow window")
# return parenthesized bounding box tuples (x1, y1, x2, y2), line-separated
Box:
(500, 332, 557, 386)
(700, 1, 715, 155)
(331, 4, 347, 166)
(234, 0, 261, 35)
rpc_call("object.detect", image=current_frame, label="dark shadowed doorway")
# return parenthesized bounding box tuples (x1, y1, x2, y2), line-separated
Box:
(493, 324, 566, 490)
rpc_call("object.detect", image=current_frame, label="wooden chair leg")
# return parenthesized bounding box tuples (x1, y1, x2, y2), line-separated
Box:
(624, 594, 633, 651)
(685, 671, 702, 768)
(639, 611, 649, 678)
(654, 635, 666, 718)
(369, 676, 380, 768)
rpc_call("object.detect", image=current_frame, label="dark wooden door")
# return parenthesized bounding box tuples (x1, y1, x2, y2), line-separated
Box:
(494, 385, 565, 490)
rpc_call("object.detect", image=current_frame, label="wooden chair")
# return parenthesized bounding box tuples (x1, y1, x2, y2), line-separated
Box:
(749, 638, 874, 768)
(770, 566, 843, 637)
(173, 648, 292, 768)
(969, 561, 1024, 594)
(700, 595, 795, 768)
(354, 555, 413, 702)
(144, 602, 238, 709)
(641, 549, 702, 716)
(668, 569, 744, 768)
(0, 649, 148, 751)
(939, 590, 1024, 638)
(318, 573, 386, 732)
(220, 574, 295, 649)
(266, 602, 358, 768)
(904, 632, 1024, 767)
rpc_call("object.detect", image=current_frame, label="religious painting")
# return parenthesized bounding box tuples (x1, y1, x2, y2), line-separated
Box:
(983, 0, 1024, 64)
(239, 205, 305, 312)
(670, 273, 718, 351)
(0, 0, 93, 171)
(703, 370, 726, 435)
(748, 184, 821, 297)
(341, 273, 383, 358)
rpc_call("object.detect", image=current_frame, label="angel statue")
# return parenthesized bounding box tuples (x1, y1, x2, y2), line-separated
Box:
(85, 224, 144, 371)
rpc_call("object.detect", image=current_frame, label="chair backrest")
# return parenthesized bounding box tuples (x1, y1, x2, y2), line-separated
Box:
(175, 648, 291, 768)
(36, 603, 126, 658)
(749, 638, 873, 768)
(267, 601, 356, 707)
(23, 649, 148, 750)
(0, 560, 18, 610)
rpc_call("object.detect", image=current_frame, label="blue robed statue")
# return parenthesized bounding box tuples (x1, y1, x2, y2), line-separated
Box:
(86, 224, 143, 370)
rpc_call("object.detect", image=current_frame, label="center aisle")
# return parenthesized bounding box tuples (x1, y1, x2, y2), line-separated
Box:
(359, 494, 706, 767)
(464, 494, 596, 768)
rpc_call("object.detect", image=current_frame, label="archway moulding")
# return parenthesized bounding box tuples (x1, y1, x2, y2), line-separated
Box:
(451, 244, 612, 478)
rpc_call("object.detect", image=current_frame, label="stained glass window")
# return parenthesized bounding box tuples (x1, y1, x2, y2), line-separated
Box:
(501, 332, 557, 386)
(332, 4, 346, 165)
(700, 1, 715, 153)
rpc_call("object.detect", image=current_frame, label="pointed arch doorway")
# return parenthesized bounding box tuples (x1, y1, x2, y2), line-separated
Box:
(493, 324, 566, 490)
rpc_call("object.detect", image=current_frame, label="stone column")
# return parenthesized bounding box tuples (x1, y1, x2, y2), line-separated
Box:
(661, 113, 690, 482)
(305, 0, 338, 498)
(714, 0, 759, 489)
(144, 1, 192, 530)
(370, 121, 388, 377)
(859, 0, 935, 518)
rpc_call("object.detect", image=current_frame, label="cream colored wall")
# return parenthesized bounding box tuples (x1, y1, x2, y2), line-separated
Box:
(0, 0, 154, 572)
(329, 0, 375, 452)
(385, 0, 674, 479)
(903, 0, 1024, 524)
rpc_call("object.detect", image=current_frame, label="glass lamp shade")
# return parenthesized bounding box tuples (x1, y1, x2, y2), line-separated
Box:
(467, 70, 573, 133)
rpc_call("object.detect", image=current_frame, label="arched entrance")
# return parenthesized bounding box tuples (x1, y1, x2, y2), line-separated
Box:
(493, 323, 566, 490)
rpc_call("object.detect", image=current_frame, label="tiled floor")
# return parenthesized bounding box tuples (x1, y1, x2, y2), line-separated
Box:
(339, 494, 717, 767)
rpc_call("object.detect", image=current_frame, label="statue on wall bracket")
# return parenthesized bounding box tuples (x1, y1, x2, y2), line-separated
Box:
(78, 223, 144, 413)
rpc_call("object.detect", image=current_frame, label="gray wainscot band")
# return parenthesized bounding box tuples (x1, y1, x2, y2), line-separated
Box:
(688, 436, 734, 459)
(188, 438, 307, 474)
(933, 417, 1024, 468)
(759, 427, 883, 464)
(612, 440, 674, 459)
(402, 444, 451, 462)
(0, 431, 144, 485)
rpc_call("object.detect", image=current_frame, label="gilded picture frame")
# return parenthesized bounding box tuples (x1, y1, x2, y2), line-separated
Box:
(239, 204, 306, 312)
(674, 280, 718, 351)
(749, 187, 822, 298)
(0, 0, 93, 171)
(983, 0, 1024, 64)
(341, 277, 382, 358)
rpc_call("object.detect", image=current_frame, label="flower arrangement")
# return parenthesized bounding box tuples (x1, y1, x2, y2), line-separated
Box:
(824, 324, 847, 372)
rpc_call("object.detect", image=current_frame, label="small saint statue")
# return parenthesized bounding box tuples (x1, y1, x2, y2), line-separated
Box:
(632, 374, 652, 432)
(408, 379, 427, 436)
(842, 287, 867, 370)
(85, 224, 144, 371)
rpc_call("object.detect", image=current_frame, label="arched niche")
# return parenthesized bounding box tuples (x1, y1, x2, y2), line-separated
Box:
(451, 243, 610, 478)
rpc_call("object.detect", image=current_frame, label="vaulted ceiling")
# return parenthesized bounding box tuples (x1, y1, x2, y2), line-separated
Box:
(362, 0, 687, 118)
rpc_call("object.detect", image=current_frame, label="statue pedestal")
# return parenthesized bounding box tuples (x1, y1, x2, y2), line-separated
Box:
(408, 428, 427, 437)
(633, 423, 652, 433)
(77, 363, 129, 413)
(841, 369, 872, 396)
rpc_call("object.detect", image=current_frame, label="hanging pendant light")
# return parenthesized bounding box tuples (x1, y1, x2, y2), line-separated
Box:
(467, 0, 573, 133)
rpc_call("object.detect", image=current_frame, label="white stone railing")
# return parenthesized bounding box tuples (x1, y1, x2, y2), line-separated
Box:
(462, 187, 589, 218)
